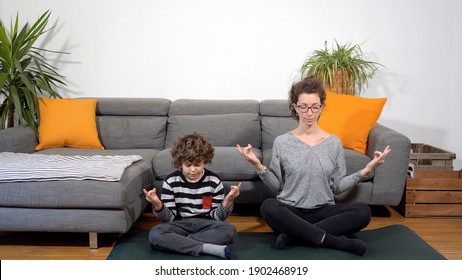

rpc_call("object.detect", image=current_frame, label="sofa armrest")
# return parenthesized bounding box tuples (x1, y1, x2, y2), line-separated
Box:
(0, 126, 38, 153)
(367, 123, 411, 205)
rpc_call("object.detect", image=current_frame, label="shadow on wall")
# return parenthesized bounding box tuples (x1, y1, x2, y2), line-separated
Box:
(378, 119, 461, 169)
(363, 70, 461, 170)
(380, 119, 448, 145)
(364, 69, 417, 99)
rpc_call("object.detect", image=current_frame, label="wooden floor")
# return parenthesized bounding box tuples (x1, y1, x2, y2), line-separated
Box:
(1, 205, 461, 260)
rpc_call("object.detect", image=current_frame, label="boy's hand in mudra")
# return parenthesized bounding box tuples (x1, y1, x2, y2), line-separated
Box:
(223, 182, 241, 210)
(143, 187, 163, 211)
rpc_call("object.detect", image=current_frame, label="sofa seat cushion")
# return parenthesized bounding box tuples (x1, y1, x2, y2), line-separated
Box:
(0, 148, 158, 209)
(0, 198, 146, 233)
(343, 149, 374, 178)
(335, 150, 375, 204)
(153, 147, 262, 181)
(223, 180, 273, 203)
(334, 181, 374, 204)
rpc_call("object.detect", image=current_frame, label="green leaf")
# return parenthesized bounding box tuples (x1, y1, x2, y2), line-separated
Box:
(0, 100, 8, 130)
(10, 85, 23, 122)
(0, 10, 67, 133)
(0, 73, 8, 90)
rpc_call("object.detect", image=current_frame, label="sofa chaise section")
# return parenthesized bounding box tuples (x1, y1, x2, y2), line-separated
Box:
(0, 98, 171, 248)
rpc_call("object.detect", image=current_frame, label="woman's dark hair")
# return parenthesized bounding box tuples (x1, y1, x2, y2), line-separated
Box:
(170, 132, 214, 169)
(288, 76, 326, 120)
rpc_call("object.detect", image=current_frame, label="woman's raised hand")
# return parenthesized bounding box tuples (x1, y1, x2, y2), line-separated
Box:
(236, 144, 261, 166)
(361, 145, 391, 176)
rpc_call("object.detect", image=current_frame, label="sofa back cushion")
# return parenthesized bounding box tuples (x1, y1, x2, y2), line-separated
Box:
(95, 98, 171, 149)
(168, 99, 259, 115)
(165, 99, 261, 148)
(153, 147, 261, 181)
(260, 100, 298, 150)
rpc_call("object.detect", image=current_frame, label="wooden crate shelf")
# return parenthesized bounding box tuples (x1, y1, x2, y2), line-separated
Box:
(410, 143, 456, 170)
(396, 170, 462, 217)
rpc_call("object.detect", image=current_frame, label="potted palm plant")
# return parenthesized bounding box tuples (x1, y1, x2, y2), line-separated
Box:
(0, 10, 67, 134)
(301, 40, 383, 95)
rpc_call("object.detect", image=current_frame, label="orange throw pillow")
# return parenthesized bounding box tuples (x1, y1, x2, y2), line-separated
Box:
(318, 91, 386, 154)
(35, 98, 104, 151)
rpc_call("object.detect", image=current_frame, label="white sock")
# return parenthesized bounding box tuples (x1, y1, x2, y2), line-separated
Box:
(201, 243, 230, 259)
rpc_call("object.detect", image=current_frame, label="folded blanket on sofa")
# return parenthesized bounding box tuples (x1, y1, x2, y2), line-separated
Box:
(0, 152, 142, 182)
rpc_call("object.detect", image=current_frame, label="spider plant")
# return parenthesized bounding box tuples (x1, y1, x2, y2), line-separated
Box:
(0, 10, 66, 134)
(301, 40, 383, 95)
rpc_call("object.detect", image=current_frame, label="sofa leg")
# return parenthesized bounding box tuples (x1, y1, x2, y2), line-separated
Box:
(89, 232, 98, 249)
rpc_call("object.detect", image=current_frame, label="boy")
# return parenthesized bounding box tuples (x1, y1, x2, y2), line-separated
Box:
(144, 132, 241, 259)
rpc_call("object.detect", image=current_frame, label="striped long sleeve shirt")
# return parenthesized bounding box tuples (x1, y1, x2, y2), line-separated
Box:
(154, 169, 232, 222)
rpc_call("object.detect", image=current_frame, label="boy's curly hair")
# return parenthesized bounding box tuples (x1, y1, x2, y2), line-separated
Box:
(170, 132, 215, 169)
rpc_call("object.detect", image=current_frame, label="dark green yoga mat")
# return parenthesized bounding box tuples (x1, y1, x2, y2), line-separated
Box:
(107, 224, 445, 260)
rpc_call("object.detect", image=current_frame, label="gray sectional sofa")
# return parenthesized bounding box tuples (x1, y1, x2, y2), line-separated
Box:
(0, 98, 411, 248)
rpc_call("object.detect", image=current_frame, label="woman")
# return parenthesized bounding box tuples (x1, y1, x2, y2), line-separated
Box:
(237, 76, 390, 256)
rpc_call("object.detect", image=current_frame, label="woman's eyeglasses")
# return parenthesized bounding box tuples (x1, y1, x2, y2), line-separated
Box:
(296, 104, 322, 113)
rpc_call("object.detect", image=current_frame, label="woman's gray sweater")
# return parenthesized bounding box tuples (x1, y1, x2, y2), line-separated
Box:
(260, 132, 366, 209)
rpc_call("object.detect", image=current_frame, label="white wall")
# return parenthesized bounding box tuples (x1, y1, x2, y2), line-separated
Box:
(1, 0, 461, 169)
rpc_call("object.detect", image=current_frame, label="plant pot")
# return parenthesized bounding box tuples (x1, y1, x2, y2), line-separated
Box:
(321, 69, 355, 95)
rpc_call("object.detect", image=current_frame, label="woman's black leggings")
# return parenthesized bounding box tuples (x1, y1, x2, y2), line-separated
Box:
(260, 198, 372, 246)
